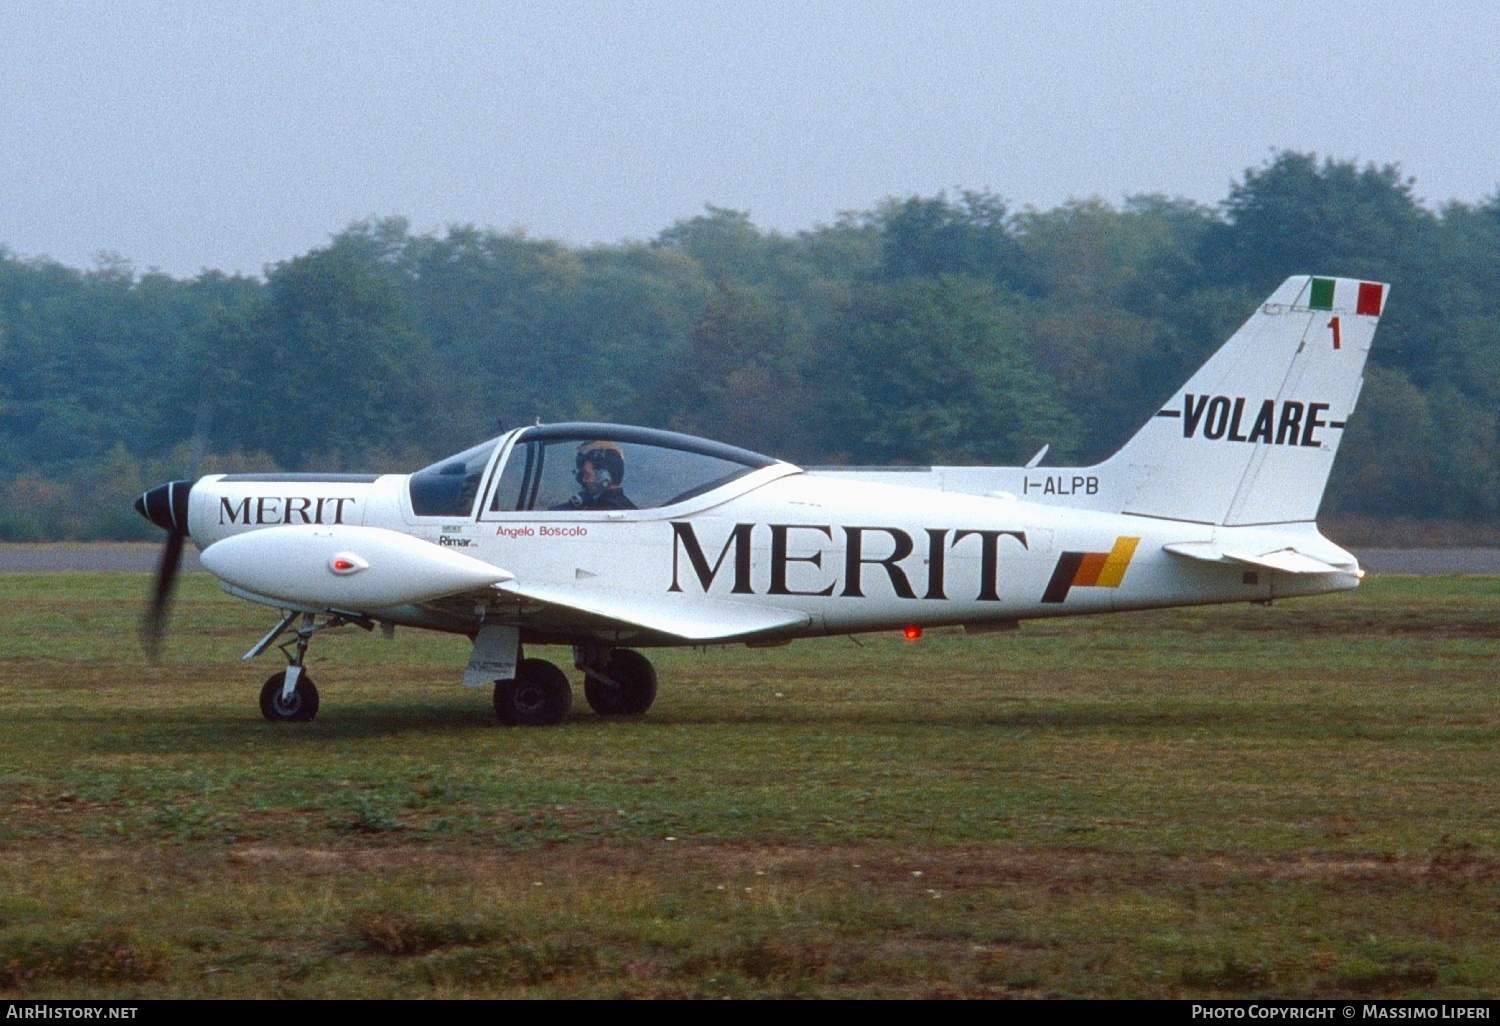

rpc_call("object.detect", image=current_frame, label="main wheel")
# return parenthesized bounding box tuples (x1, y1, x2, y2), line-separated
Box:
(584, 648, 657, 716)
(259, 670, 319, 722)
(493, 658, 572, 726)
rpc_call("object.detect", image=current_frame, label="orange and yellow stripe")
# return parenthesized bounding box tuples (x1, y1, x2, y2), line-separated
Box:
(1042, 536, 1139, 603)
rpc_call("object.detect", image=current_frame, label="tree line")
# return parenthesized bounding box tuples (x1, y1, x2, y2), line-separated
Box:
(2, 151, 1497, 540)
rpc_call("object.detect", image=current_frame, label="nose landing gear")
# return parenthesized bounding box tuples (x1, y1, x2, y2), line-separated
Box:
(250, 610, 372, 723)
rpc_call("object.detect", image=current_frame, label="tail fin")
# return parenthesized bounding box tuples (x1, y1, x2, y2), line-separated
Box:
(1108, 275, 1386, 526)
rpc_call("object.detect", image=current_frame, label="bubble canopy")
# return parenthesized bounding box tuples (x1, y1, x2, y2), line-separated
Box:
(409, 423, 784, 518)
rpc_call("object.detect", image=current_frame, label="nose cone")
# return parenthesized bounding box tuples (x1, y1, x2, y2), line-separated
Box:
(136, 480, 193, 536)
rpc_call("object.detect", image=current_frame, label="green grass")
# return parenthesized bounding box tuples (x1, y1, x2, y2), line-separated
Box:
(0, 572, 1497, 997)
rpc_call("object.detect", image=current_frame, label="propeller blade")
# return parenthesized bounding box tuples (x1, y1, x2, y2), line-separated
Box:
(136, 394, 209, 661)
(141, 529, 185, 661)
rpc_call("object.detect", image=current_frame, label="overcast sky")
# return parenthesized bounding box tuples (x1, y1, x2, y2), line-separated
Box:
(2, 1, 1497, 278)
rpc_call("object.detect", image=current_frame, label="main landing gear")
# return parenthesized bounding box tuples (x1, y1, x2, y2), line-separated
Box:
(493, 658, 573, 726)
(489, 646, 658, 726)
(577, 646, 658, 717)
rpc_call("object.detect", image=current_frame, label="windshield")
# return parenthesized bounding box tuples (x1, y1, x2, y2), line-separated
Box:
(408, 439, 498, 517)
(488, 424, 778, 513)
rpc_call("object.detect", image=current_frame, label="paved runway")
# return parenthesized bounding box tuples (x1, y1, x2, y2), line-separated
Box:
(0, 543, 203, 573)
(1, 543, 1497, 575)
(1354, 548, 1500, 575)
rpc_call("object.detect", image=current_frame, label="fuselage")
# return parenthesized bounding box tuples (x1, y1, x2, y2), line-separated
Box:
(182, 430, 1360, 645)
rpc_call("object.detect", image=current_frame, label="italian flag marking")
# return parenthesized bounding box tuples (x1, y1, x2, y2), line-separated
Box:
(1309, 278, 1385, 316)
(1309, 278, 1336, 311)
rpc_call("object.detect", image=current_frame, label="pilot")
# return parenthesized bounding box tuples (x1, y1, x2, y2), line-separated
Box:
(553, 440, 636, 511)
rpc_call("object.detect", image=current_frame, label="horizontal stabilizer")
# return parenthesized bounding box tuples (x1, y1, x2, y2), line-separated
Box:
(1163, 541, 1350, 575)
(497, 580, 811, 642)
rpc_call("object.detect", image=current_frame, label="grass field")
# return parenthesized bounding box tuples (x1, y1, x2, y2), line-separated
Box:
(1, 572, 1497, 998)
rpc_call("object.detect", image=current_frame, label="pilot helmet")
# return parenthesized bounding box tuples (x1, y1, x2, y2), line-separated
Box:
(576, 440, 625, 487)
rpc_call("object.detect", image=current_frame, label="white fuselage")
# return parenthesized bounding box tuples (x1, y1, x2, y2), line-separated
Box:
(187, 456, 1359, 645)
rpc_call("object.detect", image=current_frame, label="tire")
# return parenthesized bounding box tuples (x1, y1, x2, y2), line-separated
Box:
(259, 670, 319, 722)
(493, 658, 572, 726)
(583, 648, 657, 716)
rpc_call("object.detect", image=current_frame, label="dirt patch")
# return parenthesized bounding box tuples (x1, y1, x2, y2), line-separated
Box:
(9, 836, 1490, 889)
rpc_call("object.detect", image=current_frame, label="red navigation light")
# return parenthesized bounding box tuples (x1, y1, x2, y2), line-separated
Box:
(903, 625, 922, 641)
(328, 552, 367, 575)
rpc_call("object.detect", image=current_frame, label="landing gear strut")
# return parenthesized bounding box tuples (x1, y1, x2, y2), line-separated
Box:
(250, 610, 372, 723)
(578, 646, 657, 716)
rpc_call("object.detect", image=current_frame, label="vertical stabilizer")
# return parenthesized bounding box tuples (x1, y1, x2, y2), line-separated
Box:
(1108, 275, 1385, 525)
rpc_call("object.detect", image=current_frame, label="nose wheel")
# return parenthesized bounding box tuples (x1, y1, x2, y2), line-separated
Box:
(260, 670, 320, 722)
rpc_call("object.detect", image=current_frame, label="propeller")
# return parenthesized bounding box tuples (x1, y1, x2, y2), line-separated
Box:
(136, 479, 194, 660)
(136, 407, 211, 660)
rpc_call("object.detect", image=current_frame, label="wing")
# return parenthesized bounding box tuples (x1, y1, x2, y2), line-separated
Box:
(201, 523, 811, 644)
(491, 580, 811, 643)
